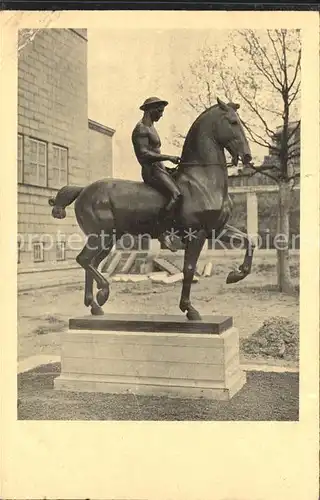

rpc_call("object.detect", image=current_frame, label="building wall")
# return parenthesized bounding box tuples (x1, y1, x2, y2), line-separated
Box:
(228, 169, 278, 188)
(17, 29, 114, 274)
(88, 119, 114, 181)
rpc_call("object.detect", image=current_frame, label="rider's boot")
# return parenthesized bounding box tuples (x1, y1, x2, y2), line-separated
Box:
(158, 232, 178, 252)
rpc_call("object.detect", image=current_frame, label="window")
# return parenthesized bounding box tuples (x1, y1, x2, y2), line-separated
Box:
(33, 242, 44, 263)
(24, 138, 47, 187)
(51, 145, 68, 188)
(56, 241, 66, 261)
(17, 134, 23, 183)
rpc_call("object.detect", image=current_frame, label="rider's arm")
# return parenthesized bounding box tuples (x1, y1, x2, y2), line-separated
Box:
(133, 127, 178, 164)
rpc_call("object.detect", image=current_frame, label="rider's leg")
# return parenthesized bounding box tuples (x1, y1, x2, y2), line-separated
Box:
(142, 164, 181, 252)
(151, 164, 182, 211)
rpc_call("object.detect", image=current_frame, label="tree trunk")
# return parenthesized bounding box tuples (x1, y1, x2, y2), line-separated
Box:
(276, 180, 294, 293)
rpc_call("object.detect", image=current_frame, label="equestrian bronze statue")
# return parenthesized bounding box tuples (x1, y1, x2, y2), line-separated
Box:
(49, 97, 255, 320)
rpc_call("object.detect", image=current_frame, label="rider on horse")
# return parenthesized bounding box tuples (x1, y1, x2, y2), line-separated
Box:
(132, 96, 182, 252)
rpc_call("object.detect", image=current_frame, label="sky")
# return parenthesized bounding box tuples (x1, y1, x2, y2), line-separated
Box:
(87, 29, 269, 180)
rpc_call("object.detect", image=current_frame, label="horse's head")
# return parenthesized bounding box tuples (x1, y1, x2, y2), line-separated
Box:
(213, 97, 252, 167)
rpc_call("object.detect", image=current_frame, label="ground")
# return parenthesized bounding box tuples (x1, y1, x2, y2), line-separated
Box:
(18, 252, 299, 367)
(18, 363, 299, 421)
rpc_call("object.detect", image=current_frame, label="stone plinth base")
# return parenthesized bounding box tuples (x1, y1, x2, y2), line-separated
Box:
(54, 314, 246, 401)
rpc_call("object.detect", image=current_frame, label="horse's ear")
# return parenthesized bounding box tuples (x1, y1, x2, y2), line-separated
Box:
(216, 97, 229, 111)
(228, 102, 240, 111)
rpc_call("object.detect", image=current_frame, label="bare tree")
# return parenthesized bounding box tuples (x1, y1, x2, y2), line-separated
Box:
(175, 29, 301, 293)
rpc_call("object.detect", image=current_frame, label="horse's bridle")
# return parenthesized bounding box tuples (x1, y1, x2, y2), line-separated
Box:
(176, 161, 241, 168)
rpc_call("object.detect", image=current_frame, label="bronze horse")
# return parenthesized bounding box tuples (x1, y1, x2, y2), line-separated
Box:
(49, 98, 255, 320)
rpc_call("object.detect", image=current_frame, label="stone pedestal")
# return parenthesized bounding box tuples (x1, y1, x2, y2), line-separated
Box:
(54, 314, 246, 401)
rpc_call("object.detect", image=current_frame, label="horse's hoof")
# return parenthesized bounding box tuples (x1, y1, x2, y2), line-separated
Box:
(84, 294, 94, 307)
(186, 308, 202, 321)
(96, 287, 110, 306)
(179, 301, 189, 313)
(226, 270, 246, 284)
(91, 302, 104, 315)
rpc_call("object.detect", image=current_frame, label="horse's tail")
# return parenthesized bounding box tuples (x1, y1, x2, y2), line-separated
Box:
(48, 185, 83, 219)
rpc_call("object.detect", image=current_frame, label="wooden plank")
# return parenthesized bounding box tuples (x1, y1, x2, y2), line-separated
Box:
(120, 252, 137, 273)
(162, 272, 184, 284)
(101, 250, 117, 273)
(69, 314, 233, 334)
(111, 274, 149, 283)
(203, 262, 213, 277)
(196, 261, 205, 276)
(149, 272, 168, 281)
(153, 257, 181, 275)
(104, 252, 122, 276)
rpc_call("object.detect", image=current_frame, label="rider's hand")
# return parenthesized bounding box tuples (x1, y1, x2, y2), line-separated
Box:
(169, 156, 181, 165)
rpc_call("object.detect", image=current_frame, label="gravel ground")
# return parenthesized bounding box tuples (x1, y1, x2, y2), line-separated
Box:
(18, 255, 299, 367)
(17, 363, 299, 421)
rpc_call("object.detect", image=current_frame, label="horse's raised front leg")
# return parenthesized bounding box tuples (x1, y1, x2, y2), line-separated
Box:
(76, 234, 111, 314)
(179, 228, 207, 320)
(217, 224, 255, 284)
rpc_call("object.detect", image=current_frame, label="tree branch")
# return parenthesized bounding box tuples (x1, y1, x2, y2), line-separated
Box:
(233, 77, 276, 139)
(198, 93, 208, 110)
(246, 164, 279, 183)
(287, 120, 300, 141)
(259, 164, 281, 172)
(287, 151, 300, 161)
(288, 81, 301, 107)
(287, 172, 300, 182)
(240, 30, 283, 92)
(241, 120, 275, 150)
(218, 69, 234, 102)
(288, 49, 301, 92)
(267, 30, 284, 75)
(280, 30, 289, 92)
(185, 96, 202, 114)
(288, 141, 300, 152)
(205, 80, 213, 107)
(256, 102, 283, 117)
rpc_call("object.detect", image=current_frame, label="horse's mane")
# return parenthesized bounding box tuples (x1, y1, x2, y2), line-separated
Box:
(186, 103, 219, 134)
(177, 103, 219, 167)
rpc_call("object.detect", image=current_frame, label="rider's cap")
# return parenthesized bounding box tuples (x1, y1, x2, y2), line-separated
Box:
(139, 97, 169, 111)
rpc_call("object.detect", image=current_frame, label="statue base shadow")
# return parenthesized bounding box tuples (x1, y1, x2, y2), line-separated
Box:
(54, 314, 246, 401)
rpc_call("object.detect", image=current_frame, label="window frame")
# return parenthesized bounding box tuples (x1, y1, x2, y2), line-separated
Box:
(33, 242, 44, 263)
(56, 241, 66, 261)
(25, 137, 48, 187)
(51, 143, 69, 188)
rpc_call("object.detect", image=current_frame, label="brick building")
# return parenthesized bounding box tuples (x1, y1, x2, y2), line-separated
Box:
(17, 29, 115, 288)
(87, 119, 115, 182)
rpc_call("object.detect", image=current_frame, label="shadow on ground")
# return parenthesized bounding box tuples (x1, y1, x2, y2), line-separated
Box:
(18, 363, 299, 421)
